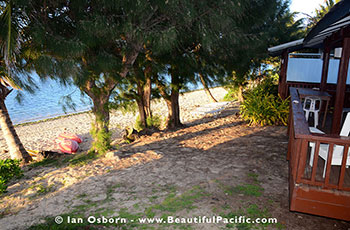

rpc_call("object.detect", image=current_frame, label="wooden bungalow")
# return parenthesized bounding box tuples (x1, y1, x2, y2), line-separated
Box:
(268, 0, 350, 221)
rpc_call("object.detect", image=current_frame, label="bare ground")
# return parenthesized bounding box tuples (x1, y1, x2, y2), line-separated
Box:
(0, 103, 349, 230)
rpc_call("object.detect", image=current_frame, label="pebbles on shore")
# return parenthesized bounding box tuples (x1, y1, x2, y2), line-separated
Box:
(0, 87, 228, 159)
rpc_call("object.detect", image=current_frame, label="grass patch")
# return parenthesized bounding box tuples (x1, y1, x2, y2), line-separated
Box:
(233, 184, 264, 197)
(36, 184, 54, 194)
(76, 193, 87, 199)
(27, 151, 96, 169)
(158, 184, 177, 193)
(28, 185, 207, 230)
(215, 174, 263, 197)
(145, 185, 207, 216)
(222, 204, 280, 229)
(67, 151, 100, 167)
(247, 172, 259, 183)
(28, 158, 59, 168)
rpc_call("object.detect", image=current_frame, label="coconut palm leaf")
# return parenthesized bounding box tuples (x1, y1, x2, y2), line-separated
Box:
(0, 0, 31, 162)
(0, 0, 22, 89)
(0, 2, 21, 66)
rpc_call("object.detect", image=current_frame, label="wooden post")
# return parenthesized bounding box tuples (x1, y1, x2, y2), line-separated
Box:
(331, 37, 350, 134)
(278, 50, 289, 99)
(320, 47, 330, 91)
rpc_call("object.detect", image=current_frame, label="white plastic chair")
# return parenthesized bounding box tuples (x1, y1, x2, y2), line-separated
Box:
(303, 96, 322, 128)
(309, 112, 350, 177)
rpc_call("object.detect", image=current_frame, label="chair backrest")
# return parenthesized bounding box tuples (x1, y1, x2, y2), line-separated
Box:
(332, 112, 350, 160)
(340, 112, 350, 137)
(303, 97, 321, 111)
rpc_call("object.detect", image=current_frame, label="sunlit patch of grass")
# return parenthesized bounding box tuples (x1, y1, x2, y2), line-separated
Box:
(233, 184, 264, 197)
(145, 185, 208, 216)
(67, 151, 101, 167)
(28, 158, 58, 168)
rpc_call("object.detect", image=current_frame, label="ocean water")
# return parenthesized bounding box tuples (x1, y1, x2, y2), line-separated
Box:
(5, 76, 92, 124)
(4, 74, 203, 125)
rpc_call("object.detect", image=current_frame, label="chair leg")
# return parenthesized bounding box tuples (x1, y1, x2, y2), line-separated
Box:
(314, 111, 319, 128)
(309, 143, 315, 167)
(305, 111, 310, 122)
(323, 158, 327, 178)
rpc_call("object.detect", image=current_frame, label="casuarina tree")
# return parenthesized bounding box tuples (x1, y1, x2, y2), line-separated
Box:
(21, 0, 207, 151)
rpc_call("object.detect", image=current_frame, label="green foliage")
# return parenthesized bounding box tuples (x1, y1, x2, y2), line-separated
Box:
(146, 115, 162, 129)
(134, 115, 144, 132)
(146, 186, 207, 215)
(223, 86, 239, 101)
(240, 77, 289, 126)
(134, 115, 162, 131)
(90, 122, 112, 155)
(68, 151, 100, 167)
(233, 184, 264, 197)
(0, 159, 22, 194)
(305, 0, 340, 31)
(28, 158, 58, 168)
(110, 96, 138, 115)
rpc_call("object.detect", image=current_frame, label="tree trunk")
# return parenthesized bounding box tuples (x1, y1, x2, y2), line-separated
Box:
(164, 97, 172, 126)
(91, 96, 110, 133)
(199, 73, 217, 102)
(166, 73, 182, 129)
(155, 75, 181, 129)
(143, 74, 152, 118)
(90, 94, 111, 153)
(136, 82, 147, 128)
(167, 89, 182, 129)
(237, 85, 244, 103)
(0, 87, 31, 162)
(83, 79, 113, 154)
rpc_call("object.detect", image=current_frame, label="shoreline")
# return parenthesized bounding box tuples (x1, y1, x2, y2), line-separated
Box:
(13, 86, 223, 127)
(14, 110, 92, 127)
(1, 87, 228, 158)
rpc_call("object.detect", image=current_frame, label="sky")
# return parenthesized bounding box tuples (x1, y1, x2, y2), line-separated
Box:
(290, 0, 326, 16)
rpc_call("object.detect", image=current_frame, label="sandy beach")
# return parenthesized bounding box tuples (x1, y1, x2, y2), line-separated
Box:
(0, 87, 228, 159)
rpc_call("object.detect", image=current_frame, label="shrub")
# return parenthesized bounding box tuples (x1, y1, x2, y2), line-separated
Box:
(146, 115, 162, 129)
(223, 86, 239, 101)
(240, 77, 289, 126)
(134, 115, 162, 131)
(90, 123, 112, 154)
(134, 115, 144, 131)
(0, 159, 22, 194)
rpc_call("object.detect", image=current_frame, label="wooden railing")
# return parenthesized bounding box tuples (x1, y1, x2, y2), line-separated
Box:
(288, 87, 350, 191)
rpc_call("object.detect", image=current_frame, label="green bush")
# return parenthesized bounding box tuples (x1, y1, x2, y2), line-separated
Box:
(0, 159, 22, 194)
(240, 77, 289, 126)
(223, 86, 239, 101)
(134, 114, 162, 131)
(134, 115, 144, 131)
(90, 123, 112, 154)
(146, 115, 162, 129)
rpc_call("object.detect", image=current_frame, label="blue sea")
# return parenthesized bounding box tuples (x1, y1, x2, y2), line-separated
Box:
(5, 76, 92, 124)
(5, 74, 202, 124)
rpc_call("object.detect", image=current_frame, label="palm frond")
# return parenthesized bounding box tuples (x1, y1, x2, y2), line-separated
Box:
(0, 2, 21, 68)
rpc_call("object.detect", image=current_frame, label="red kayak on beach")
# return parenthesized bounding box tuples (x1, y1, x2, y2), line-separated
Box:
(57, 133, 82, 143)
(58, 139, 79, 154)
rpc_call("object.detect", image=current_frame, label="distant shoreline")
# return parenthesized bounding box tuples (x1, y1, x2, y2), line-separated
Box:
(13, 86, 222, 127)
(14, 110, 92, 127)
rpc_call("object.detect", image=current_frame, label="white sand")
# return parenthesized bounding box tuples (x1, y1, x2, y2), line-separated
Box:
(0, 87, 228, 158)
